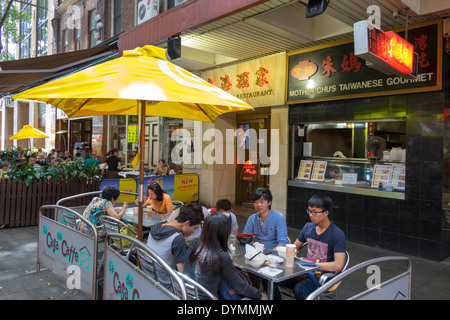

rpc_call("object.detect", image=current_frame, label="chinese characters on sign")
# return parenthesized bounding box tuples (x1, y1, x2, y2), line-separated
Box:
(214, 67, 270, 92)
(287, 22, 439, 102)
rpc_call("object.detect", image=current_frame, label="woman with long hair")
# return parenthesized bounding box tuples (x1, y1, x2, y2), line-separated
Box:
(183, 213, 267, 300)
(135, 182, 173, 214)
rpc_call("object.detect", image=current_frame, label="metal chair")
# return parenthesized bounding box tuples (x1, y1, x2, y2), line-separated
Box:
(176, 272, 218, 300)
(279, 243, 350, 300)
(60, 210, 79, 230)
(136, 247, 187, 296)
(316, 250, 350, 300)
(100, 215, 137, 259)
(172, 200, 184, 211)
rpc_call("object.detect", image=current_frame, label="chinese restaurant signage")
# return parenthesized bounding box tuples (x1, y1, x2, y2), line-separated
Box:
(287, 20, 441, 103)
(200, 52, 286, 107)
(239, 163, 258, 181)
(354, 20, 416, 76)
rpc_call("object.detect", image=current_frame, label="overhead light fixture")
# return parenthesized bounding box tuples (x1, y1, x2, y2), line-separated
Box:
(305, 0, 330, 18)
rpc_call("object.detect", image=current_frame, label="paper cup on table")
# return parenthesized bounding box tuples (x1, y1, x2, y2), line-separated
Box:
(286, 244, 296, 267)
(147, 206, 153, 216)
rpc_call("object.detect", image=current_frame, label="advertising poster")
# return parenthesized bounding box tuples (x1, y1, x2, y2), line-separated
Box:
(100, 178, 137, 203)
(297, 160, 313, 180)
(310, 161, 327, 182)
(174, 174, 199, 203)
(390, 165, 406, 190)
(371, 165, 392, 188)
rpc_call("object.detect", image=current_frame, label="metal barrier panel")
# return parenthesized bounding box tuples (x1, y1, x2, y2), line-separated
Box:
(103, 246, 179, 300)
(349, 271, 410, 300)
(306, 256, 412, 300)
(38, 214, 97, 298)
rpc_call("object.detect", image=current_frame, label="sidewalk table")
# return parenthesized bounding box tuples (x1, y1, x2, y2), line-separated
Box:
(231, 250, 320, 300)
(121, 208, 170, 228)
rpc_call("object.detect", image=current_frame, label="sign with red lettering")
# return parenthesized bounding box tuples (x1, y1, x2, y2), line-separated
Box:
(239, 163, 258, 181)
(287, 20, 440, 103)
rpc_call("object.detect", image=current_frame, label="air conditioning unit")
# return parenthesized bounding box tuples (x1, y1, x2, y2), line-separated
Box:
(168, 0, 187, 9)
(137, 0, 159, 25)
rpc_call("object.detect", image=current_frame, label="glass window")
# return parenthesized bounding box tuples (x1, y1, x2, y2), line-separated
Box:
(88, 8, 97, 48)
(113, 0, 122, 36)
(36, 0, 48, 56)
(19, 0, 32, 59)
(290, 119, 406, 194)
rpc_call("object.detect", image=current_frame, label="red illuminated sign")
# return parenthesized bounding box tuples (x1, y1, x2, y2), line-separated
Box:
(354, 20, 417, 78)
(369, 29, 414, 74)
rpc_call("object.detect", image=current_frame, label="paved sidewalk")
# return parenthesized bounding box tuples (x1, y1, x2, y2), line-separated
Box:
(1, 213, 450, 300)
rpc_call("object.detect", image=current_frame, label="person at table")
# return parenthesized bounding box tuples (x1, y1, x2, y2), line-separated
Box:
(102, 148, 125, 179)
(27, 155, 41, 171)
(167, 204, 209, 240)
(146, 203, 203, 290)
(135, 182, 173, 214)
(210, 199, 239, 243)
(78, 186, 128, 236)
(153, 159, 168, 175)
(243, 188, 288, 250)
(63, 151, 73, 161)
(183, 213, 268, 300)
(84, 152, 99, 168)
(276, 194, 346, 300)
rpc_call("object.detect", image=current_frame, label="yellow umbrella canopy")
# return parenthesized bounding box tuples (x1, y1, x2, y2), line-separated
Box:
(13, 45, 254, 240)
(9, 124, 49, 140)
(13, 45, 252, 122)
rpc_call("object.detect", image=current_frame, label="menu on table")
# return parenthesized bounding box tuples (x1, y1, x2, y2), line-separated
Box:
(390, 165, 406, 190)
(297, 160, 313, 180)
(310, 161, 327, 182)
(371, 165, 393, 188)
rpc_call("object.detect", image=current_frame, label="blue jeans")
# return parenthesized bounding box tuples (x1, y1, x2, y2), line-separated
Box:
(275, 276, 320, 300)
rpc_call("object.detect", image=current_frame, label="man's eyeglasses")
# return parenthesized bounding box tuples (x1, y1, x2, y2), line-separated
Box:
(306, 209, 325, 216)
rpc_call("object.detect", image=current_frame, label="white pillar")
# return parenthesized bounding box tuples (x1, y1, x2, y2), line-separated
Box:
(13, 100, 19, 148)
(29, 101, 34, 148)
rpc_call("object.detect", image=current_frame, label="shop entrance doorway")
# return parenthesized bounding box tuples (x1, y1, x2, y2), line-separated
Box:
(70, 118, 92, 159)
(235, 116, 270, 206)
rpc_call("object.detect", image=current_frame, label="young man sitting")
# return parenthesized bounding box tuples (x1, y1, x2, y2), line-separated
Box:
(277, 195, 346, 300)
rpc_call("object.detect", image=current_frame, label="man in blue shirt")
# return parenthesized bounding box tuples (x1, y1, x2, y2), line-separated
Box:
(243, 188, 288, 250)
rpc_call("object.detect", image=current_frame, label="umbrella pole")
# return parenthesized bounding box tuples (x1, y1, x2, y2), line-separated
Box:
(138, 100, 146, 240)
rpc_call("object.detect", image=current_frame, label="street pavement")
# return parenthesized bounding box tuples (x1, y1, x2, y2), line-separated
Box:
(1, 210, 450, 300)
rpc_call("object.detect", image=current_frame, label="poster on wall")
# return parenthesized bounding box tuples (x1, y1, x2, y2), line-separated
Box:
(297, 160, 313, 180)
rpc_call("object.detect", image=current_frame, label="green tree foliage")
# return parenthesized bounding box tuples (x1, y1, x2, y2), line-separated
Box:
(0, 0, 31, 61)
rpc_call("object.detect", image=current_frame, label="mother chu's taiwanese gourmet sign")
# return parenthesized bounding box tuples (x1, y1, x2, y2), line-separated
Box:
(287, 20, 442, 103)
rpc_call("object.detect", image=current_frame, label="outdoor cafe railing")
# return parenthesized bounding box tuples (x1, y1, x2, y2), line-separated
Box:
(37, 204, 100, 300)
(103, 233, 188, 300)
(306, 256, 412, 300)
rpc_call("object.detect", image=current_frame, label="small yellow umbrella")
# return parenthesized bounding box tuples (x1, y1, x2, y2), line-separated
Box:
(13, 45, 254, 240)
(9, 125, 49, 140)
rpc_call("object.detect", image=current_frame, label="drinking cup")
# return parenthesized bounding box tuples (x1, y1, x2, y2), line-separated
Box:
(286, 244, 296, 267)
(268, 256, 278, 271)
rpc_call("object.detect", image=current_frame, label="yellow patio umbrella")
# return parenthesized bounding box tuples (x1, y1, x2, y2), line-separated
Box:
(13, 45, 254, 240)
(9, 124, 49, 148)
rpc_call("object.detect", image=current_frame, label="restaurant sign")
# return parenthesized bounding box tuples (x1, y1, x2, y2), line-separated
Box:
(200, 52, 286, 107)
(287, 20, 441, 103)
